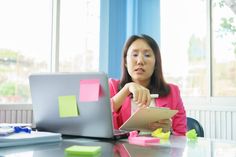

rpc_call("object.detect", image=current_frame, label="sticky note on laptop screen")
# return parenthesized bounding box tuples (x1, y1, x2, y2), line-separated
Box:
(58, 95, 79, 117)
(79, 79, 100, 102)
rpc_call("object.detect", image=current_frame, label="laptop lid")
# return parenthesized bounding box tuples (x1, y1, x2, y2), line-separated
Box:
(29, 72, 118, 139)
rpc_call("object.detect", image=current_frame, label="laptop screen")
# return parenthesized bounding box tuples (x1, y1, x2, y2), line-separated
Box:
(29, 72, 115, 138)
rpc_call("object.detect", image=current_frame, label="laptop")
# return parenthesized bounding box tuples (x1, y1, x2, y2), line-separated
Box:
(29, 72, 129, 139)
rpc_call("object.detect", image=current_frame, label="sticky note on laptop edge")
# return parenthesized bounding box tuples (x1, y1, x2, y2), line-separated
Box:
(79, 79, 100, 102)
(58, 95, 79, 117)
(65, 145, 101, 156)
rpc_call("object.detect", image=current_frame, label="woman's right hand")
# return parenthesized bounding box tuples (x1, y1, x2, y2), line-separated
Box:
(125, 82, 151, 108)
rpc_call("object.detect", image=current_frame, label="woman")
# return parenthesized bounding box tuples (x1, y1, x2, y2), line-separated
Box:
(109, 34, 186, 136)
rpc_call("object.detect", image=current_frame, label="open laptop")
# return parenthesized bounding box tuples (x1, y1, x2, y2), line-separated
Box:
(29, 72, 128, 139)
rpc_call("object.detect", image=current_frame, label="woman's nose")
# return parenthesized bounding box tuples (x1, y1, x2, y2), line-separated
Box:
(137, 54, 144, 64)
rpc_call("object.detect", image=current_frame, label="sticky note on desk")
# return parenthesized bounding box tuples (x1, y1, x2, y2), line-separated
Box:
(65, 145, 101, 156)
(186, 129, 197, 140)
(79, 79, 100, 102)
(58, 95, 79, 117)
(151, 128, 170, 139)
(128, 136, 160, 145)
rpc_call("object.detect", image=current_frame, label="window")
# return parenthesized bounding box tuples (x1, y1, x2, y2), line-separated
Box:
(0, 0, 100, 104)
(0, 0, 52, 103)
(160, 0, 236, 97)
(212, 0, 236, 96)
(59, 0, 100, 72)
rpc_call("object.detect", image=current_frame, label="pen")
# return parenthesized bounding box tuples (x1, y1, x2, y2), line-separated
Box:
(14, 126, 32, 133)
(150, 94, 159, 98)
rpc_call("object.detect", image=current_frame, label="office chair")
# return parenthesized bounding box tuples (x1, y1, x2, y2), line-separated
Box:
(187, 117, 204, 137)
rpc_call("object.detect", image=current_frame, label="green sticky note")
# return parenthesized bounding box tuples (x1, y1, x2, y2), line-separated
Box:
(186, 129, 197, 140)
(65, 145, 101, 156)
(58, 95, 79, 117)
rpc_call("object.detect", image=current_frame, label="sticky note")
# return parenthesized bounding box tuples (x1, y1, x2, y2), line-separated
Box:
(151, 128, 171, 139)
(58, 95, 79, 117)
(128, 136, 160, 145)
(65, 145, 101, 156)
(186, 129, 197, 140)
(79, 79, 100, 102)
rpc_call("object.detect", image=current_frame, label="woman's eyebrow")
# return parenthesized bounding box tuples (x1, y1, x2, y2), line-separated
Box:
(143, 48, 152, 52)
(130, 49, 139, 52)
(131, 48, 152, 52)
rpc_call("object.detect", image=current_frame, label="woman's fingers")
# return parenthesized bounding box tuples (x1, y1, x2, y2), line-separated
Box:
(130, 84, 151, 107)
(127, 82, 154, 107)
(149, 119, 172, 132)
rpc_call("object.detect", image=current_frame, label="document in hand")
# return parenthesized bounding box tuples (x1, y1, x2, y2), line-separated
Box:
(119, 107, 178, 132)
(0, 131, 62, 147)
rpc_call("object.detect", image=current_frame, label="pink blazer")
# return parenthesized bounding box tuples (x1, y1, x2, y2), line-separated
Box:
(109, 78, 187, 136)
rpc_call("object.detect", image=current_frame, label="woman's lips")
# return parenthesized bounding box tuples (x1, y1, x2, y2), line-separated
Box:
(135, 68, 145, 73)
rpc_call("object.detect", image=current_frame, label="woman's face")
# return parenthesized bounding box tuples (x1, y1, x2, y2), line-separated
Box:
(126, 39, 156, 86)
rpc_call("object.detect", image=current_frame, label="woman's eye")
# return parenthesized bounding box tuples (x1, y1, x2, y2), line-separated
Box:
(132, 53, 138, 57)
(144, 53, 151, 57)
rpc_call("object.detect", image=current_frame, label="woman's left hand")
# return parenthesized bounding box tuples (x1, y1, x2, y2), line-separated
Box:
(149, 119, 172, 132)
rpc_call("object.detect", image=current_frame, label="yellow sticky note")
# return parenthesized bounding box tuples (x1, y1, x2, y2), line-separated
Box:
(151, 128, 170, 139)
(58, 95, 79, 117)
(151, 128, 162, 135)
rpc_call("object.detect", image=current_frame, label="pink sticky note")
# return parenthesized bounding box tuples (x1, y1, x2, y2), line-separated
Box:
(79, 79, 100, 102)
(128, 136, 160, 145)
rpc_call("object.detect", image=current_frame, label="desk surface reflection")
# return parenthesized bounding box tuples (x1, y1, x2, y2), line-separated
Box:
(0, 136, 236, 157)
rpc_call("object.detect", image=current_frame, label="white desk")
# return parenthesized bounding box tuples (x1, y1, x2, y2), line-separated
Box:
(0, 135, 235, 157)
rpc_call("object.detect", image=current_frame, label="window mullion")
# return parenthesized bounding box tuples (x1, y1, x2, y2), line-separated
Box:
(51, 0, 60, 72)
(207, 0, 213, 98)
